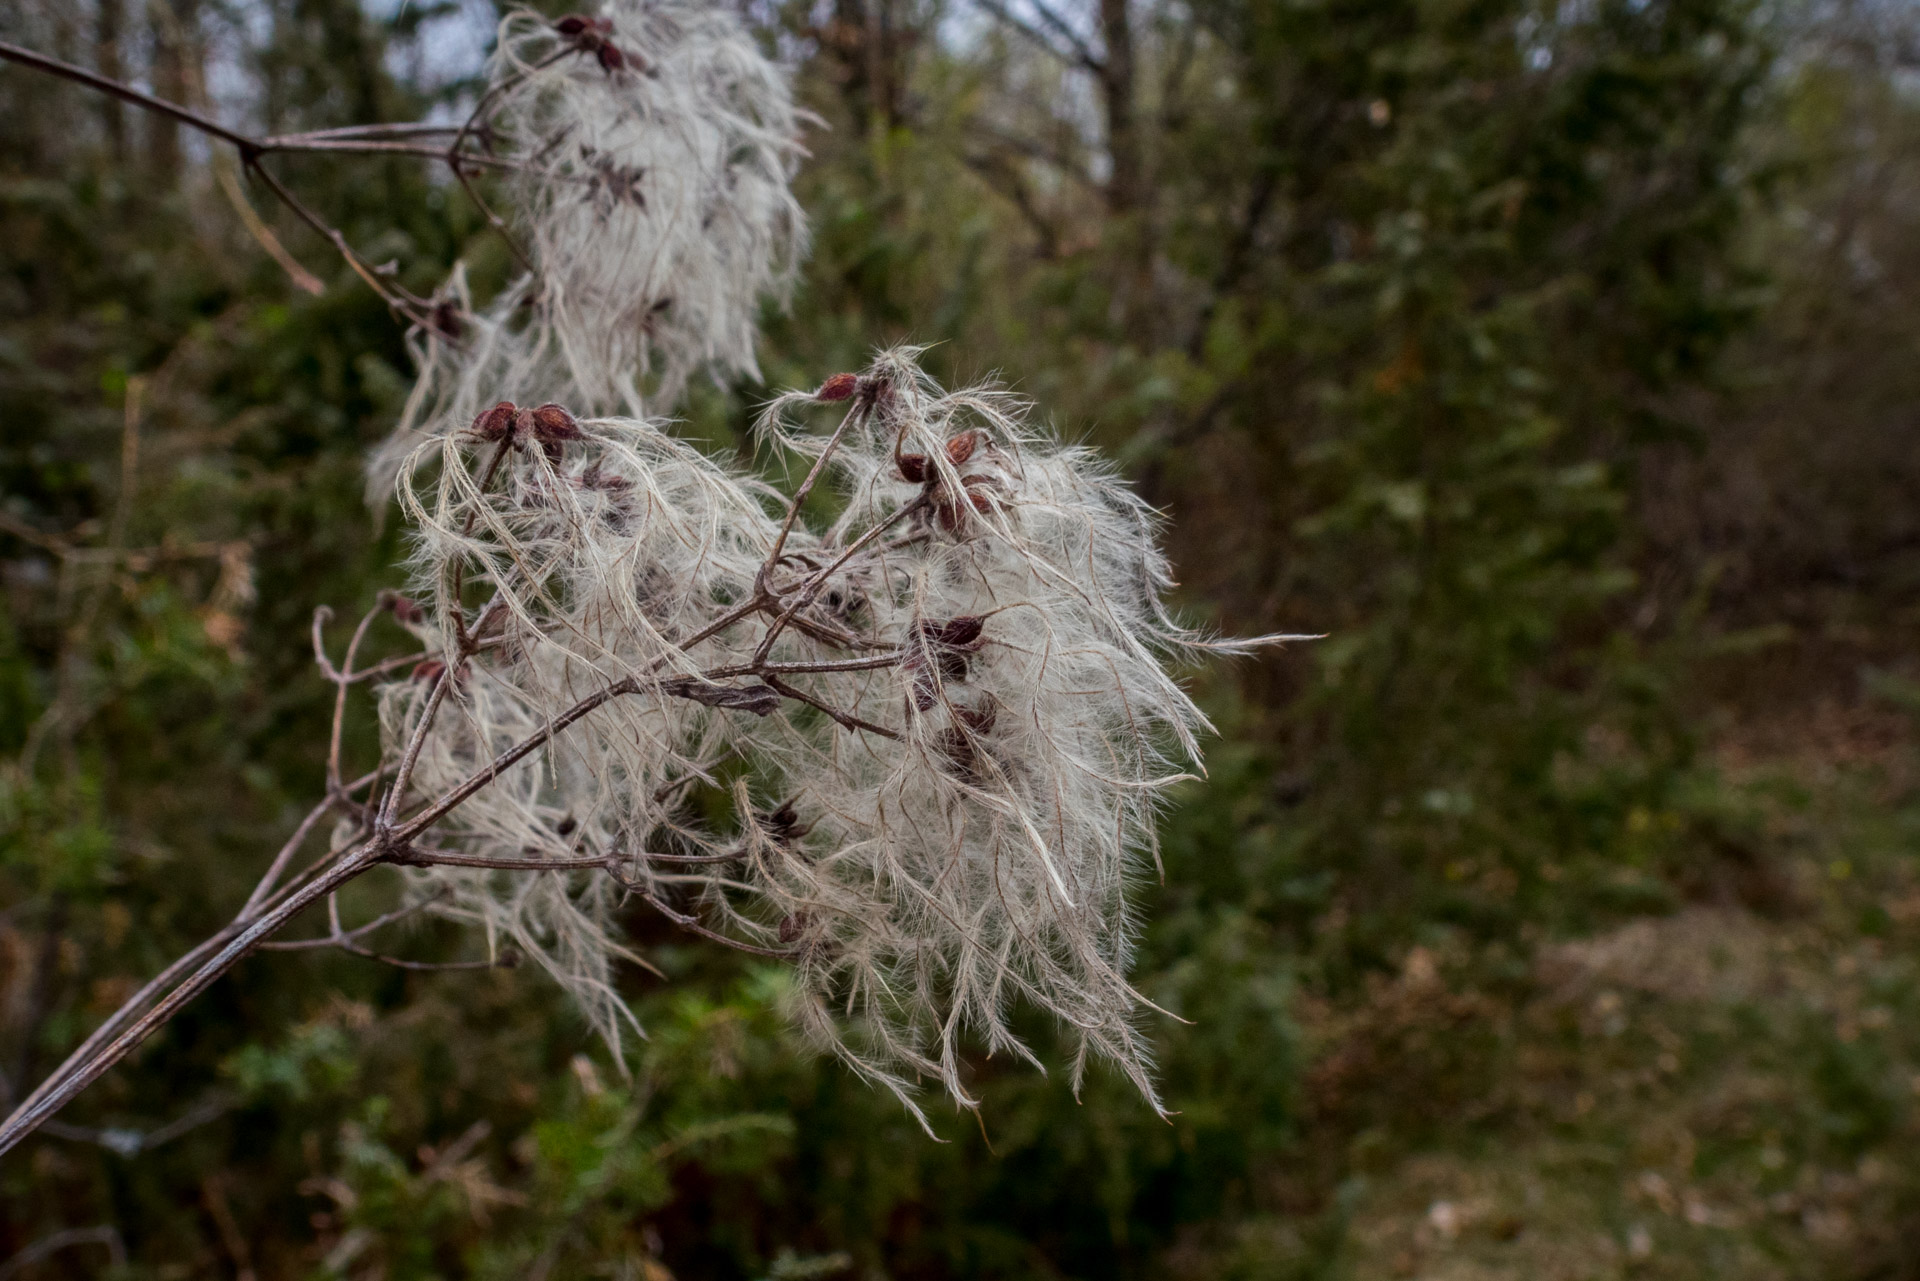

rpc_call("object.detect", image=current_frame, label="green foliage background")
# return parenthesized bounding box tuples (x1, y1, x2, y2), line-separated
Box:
(3, 0, 1920, 1276)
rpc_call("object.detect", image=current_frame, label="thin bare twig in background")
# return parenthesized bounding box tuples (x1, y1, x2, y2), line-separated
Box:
(0, 1226, 126, 1280)
(40, 1093, 233, 1157)
(0, 37, 537, 326)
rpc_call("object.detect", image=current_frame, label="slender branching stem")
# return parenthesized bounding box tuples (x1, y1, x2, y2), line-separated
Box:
(237, 767, 380, 920)
(388, 851, 615, 871)
(329, 605, 385, 793)
(259, 892, 442, 950)
(752, 495, 928, 664)
(266, 122, 471, 142)
(764, 674, 900, 738)
(625, 886, 796, 960)
(759, 402, 866, 585)
(0, 38, 520, 323)
(379, 667, 455, 836)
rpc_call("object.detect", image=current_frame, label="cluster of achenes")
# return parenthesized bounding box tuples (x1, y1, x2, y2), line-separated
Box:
(371, 1, 1262, 1122)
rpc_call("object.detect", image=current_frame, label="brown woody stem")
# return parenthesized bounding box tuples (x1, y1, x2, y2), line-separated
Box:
(0, 38, 511, 325)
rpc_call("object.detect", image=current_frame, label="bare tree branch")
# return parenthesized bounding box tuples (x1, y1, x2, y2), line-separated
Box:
(0, 38, 530, 324)
(0, 38, 253, 148)
(0, 1226, 126, 1280)
(40, 1093, 232, 1157)
(974, 0, 1105, 73)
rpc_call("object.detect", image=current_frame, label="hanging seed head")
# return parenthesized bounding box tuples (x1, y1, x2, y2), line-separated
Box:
(493, 0, 807, 407)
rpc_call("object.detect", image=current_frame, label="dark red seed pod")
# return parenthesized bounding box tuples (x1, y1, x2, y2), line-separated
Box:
(529, 402, 582, 442)
(471, 400, 517, 442)
(762, 800, 812, 842)
(815, 372, 859, 402)
(912, 617, 982, 683)
(410, 659, 446, 684)
(934, 728, 983, 783)
(778, 913, 808, 944)
(938, 616, 985, 648)
(389, 595, 424, 626)
(598, 42, 626, 71)
(944, 430, 980, 466)
(962, 473, 1002, 513)
(555, 14, 590, 35)
(896, 453, 929, 484)
(432, 300, 464, 340)
(954, 702, 998, 734)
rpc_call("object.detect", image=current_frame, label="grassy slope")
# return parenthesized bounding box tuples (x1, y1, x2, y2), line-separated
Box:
(1248, 700, 1920, 1280)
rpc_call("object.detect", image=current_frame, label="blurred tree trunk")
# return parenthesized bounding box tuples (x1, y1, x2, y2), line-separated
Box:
(149, 0, 199, 181)
(95, 0, 126, 159)
(1097, 0, 1139, 217)
(824, 0, 912, 135)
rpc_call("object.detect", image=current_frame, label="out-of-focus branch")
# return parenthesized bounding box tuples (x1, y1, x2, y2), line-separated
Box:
(974, 0, 1104, 72)
(0, 38, 253, 148)
(0, 1226, 126, 1280)
(40, 1093, 232, 1157)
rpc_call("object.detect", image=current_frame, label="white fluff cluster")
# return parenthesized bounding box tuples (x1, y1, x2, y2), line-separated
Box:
(377, 350, 1264, 1120)
(369, 0, 807, 501)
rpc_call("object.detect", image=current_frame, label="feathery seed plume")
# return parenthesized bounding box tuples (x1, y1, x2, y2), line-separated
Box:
(378, 349, 1289, 1123)
(368, 0, 808, 506)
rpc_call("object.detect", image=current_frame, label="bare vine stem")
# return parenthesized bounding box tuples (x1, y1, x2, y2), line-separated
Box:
(0, 37, 543, 326)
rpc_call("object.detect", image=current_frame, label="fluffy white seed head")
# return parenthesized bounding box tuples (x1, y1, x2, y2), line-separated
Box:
(368, 0, 808, 504)
(377, 351, 1265, 1124)
(493, 0, 807, 404)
